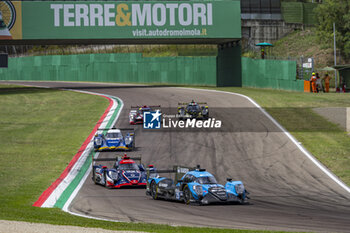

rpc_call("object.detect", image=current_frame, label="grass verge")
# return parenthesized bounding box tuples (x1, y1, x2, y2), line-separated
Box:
(0, 84, 292, 233)
(199, 87, 350, 186)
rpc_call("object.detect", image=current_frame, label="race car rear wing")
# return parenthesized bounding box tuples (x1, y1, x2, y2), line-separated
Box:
(146, 165, 194, 182)
(130, 105, 161, 109)
(96, 127, 135, 136)
(178, 102, 207, 105)
(119, 128, 135, 136)
(116, 155, 141, 162)
(97, 127, 135, 132)
(92, 155, 142, 165)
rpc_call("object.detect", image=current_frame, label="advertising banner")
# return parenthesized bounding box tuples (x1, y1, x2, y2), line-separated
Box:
(0, 0, 241, 40)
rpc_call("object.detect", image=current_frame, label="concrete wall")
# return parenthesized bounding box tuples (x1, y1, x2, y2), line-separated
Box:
(241, 2, 318, 49)
(242, 19, 302, 49)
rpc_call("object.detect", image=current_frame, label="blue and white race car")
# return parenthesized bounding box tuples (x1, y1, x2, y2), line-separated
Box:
(92, 155, 147, 188)
(93, 128, 135, 151)
(146, 165, 249, 205)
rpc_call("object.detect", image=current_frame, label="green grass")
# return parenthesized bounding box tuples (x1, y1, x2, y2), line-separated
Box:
(0, 84, 294, 233)
(271, 29, 320, 60)
(199, 86, 350, 186)
(243, 29, 321, 60)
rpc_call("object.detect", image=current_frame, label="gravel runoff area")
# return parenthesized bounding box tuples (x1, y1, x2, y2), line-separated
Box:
(313, 107, 350, 133)
(0, 220, 148, 233)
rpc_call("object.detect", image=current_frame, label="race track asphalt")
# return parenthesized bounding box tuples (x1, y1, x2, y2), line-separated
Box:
(4, 81, 350, 232)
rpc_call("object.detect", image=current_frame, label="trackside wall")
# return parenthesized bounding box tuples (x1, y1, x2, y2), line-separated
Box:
(0, 53, 304, 91)
(242, 57, 304, 91)
(0, 53, 217, 86)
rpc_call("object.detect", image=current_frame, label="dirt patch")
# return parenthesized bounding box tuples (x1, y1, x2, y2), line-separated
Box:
(313, 107, 348, 131)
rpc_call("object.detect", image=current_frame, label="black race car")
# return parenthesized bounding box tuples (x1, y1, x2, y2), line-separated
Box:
(178, 100, 209, 120)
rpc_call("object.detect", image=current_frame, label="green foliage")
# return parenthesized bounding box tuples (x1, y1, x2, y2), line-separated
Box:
(315, 0, 350, 58)
(241, 51, 259, 59)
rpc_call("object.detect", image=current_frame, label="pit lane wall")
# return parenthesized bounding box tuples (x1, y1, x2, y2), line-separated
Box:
(242, 57, 304, 91)
(0, 53, 216, 86)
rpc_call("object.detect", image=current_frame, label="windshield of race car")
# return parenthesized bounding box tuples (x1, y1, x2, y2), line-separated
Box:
(105, 132, 122, 139)
(186, 105, 200, 112)
(195, 176, 217, 184)
(118, 163, 140, 170)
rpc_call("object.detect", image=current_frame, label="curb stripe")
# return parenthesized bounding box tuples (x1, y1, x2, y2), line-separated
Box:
(54, 150, 94, 208)
(55, 97, 122, 208)
(62, 96, 124, 212)
(40, 93, 120, 208)
(33, 94, 115, 207)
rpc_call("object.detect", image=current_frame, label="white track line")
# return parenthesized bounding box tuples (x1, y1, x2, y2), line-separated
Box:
(177, 87, 350, 194)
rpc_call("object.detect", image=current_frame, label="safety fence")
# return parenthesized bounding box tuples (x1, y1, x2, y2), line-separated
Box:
(0, 53, 217, 86)
(242, 57, 304, 91)
(281, 2, 318, 25)
(0, 53, 303, 91)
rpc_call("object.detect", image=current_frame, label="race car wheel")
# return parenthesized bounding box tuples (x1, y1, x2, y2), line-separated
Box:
(103, 171, 108, 187)
(238, 194, 245, 204)
(151, 181, 158, 200)
(92, 169, 97, 184)
(183, 185, 192, 205)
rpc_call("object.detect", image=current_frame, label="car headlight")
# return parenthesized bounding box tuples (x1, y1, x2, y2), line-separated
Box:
(235, 184, 245, 195)
(124, 136, 132, 145)
(109, 171, 118, 180)
(94, 137, 102, 146)
(193, 185, 203, 196)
